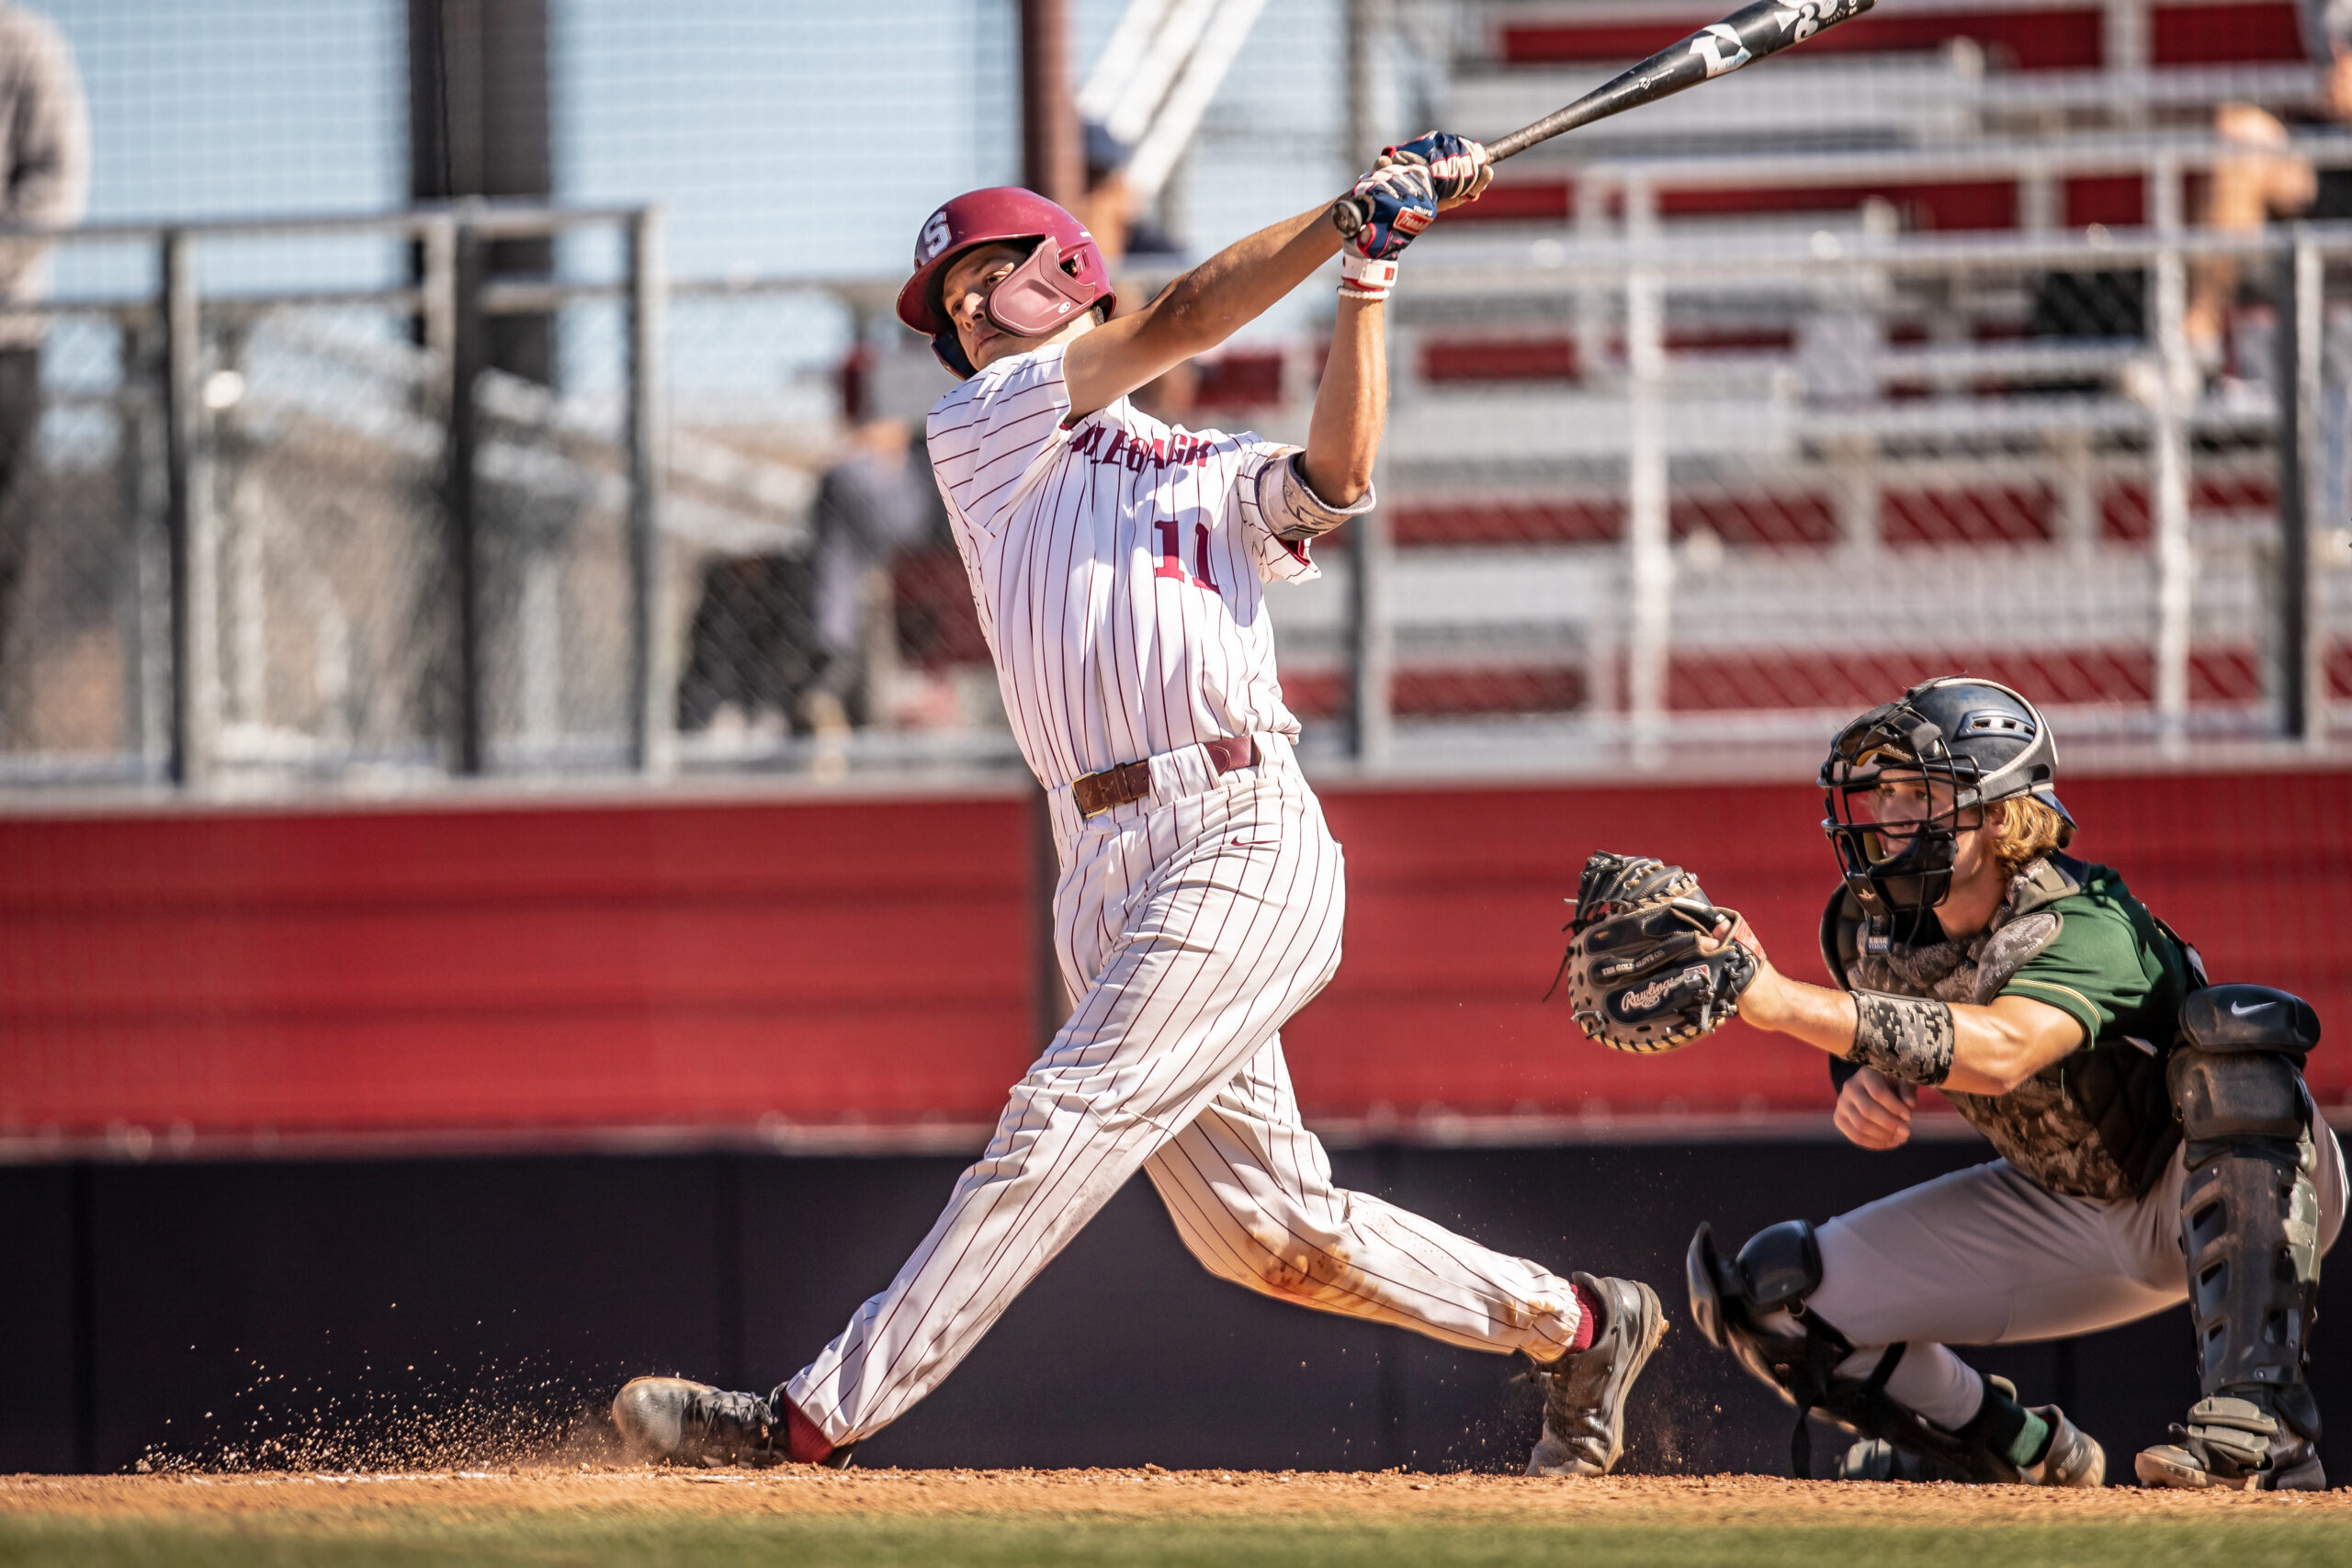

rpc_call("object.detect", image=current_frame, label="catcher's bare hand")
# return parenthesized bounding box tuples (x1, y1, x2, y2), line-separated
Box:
(1834, 1066, 1917, 1150)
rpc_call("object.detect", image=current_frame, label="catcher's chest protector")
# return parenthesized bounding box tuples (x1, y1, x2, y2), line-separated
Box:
(1819, 854, 2183, 1200)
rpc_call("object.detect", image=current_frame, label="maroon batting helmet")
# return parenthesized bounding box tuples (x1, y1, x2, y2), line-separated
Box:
(897, 187, 1116, 379)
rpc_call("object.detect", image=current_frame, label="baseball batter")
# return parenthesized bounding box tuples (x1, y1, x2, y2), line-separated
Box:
(613, 142, 1668, 1476)
(1591, 678, 2343, 1489)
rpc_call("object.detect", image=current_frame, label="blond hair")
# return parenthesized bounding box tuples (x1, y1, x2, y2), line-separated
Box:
(1991, 795, 2068, 875)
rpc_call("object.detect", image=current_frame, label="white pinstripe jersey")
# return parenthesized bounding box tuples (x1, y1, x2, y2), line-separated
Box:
(926, 342, 1321, 789)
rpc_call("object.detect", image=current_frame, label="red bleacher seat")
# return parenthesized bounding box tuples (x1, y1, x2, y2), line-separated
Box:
(1496, 2, 2305, 70)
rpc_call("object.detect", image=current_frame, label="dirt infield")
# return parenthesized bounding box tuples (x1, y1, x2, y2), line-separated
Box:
(10, 1469, 2352, 1568)
(6, 1467, 2349, 1522)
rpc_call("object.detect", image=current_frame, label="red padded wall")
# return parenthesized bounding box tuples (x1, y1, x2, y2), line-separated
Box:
(1, 769, 2345, 1145)
(1297, 769, 2352, 1121)
(0, 795, 1038, 1138)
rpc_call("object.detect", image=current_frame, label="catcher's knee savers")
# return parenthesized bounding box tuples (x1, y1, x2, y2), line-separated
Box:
(1687, 1220, 2018, 1481)
(2171, 984, 2325, 1438)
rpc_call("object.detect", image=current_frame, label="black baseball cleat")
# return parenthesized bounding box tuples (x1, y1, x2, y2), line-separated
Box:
(2135, 1395, 2326, 1491)
(613, 1377, 787, 1468)
(1835, 1438, 1971, 1483)
(1524, 1273, 1667, 1477)
(1838, 1405, 2103, 1487)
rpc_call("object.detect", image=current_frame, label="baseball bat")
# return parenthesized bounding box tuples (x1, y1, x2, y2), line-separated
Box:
(1332, 0, 1877, 234)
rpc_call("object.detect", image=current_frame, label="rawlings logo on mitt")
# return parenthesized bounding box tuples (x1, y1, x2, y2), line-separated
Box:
(1551, 852, 1757, 1054)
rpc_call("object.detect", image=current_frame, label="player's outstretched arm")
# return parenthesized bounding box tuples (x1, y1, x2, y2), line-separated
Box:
(1063, 206, 1342, 416)
(1723, 924, 2086, 1095)
(1297, 292, 1384, 507)
(1064, 133, 1490, 418)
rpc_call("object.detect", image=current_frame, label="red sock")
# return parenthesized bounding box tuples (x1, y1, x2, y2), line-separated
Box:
(785, 1400, 835, 1465)
(1566, 1280, 1604, 1354)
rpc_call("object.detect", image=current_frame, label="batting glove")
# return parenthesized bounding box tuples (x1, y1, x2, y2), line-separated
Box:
(1337, 160, 1436, 263)
(1385, 132, 1490, 207)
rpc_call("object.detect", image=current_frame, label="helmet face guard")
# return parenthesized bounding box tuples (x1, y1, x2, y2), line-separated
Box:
(1820, 703, 1984, 921)
(982, 236, 1102, 335)
(1818, 677, 2073, 925)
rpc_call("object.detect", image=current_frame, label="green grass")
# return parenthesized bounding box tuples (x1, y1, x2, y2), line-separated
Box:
(6, 1514, 2352, 1568)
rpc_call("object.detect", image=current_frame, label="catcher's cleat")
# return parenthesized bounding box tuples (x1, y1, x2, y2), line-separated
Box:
(1837, 1404, 2103, 1487)
(2020, 1406, 2105, 1488)
(2134, 1395, 2325, 1492)
(1524, 1273, 1667, 1477)
(1835, 1438, 1971, 1483)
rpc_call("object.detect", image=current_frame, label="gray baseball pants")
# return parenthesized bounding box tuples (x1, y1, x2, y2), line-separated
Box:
(1765, 1124, 2347, 1428)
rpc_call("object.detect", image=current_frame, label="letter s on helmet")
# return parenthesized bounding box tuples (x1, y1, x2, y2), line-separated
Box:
(897, 187, 1116, 380)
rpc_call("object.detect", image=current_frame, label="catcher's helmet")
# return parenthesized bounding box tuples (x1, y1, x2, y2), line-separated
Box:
(1820, 676, 2074, 920)
(897, 187, 1116, 380)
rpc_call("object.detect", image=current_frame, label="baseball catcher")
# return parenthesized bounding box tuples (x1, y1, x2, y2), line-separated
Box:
(1623, 677, 2342, 1488)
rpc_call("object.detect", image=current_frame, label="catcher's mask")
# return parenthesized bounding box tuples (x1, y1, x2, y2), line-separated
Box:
(1820, 676, 2074, 924)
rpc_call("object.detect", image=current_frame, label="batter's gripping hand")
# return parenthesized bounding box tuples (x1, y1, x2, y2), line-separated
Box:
(1385, 132, 1492, 209)
(1554, 852, 1758, 1054)
(1336, 159, 1437, 261)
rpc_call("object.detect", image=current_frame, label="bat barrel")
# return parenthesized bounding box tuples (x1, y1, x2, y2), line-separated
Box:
(1485, 0, 1876, 165)
(1331, 0, 1873, 235)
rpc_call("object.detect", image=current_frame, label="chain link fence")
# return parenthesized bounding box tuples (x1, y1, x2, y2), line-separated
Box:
(0, 0, 2348, 796)
(1347, 222, 2352, 769)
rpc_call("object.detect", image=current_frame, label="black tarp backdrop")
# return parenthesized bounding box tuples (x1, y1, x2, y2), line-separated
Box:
(3, 1140, 2341, 1478)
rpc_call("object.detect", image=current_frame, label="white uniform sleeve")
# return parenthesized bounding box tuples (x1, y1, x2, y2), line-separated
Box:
(924, 344, 1074, 537)
(1236, 446, 1374, 585)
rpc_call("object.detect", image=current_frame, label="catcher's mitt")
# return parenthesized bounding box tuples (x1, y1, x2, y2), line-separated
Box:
(1551, 852, 1758, 1054)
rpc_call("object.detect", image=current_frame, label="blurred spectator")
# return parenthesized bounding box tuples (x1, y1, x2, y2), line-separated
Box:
(674, 418, 940, 745)
(1077, 120, 1178, 267)
(2185, 105, 2314, 366)
(2307, 0, 2352, 217)
(0, 3, 85, 669)
(674, 551, 818, 741)
(803, 417, 943, 734)
(2027, 105, 2312, 387)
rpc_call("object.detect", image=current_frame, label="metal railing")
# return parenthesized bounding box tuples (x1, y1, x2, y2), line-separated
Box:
(1340, 220, 2352, 769)
(0, 204, 703, 791)
(3, 204, 2349, 797)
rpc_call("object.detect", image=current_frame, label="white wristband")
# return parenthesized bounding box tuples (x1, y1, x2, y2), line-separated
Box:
(1338, 252, 1396, 301)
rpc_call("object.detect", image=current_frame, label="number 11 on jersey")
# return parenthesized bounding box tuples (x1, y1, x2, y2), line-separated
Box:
(1153, 518, 1221, 593)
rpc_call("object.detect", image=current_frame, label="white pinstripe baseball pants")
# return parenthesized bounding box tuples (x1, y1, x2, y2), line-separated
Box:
(786, 738, 1585, 1445)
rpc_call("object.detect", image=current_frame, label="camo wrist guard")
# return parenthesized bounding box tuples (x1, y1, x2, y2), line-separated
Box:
(1848, 991, 1955, 1086)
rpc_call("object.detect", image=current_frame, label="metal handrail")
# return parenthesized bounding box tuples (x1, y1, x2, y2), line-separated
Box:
(1409, 220, 2352, 291)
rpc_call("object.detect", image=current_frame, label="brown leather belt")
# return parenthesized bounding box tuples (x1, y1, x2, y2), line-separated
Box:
(1071, 735, 1260, 818)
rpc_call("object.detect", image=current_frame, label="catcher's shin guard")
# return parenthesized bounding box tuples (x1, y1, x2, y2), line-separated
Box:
(2137, 986, 2326, 1491)
(1687, 1222, 2032, 1483)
